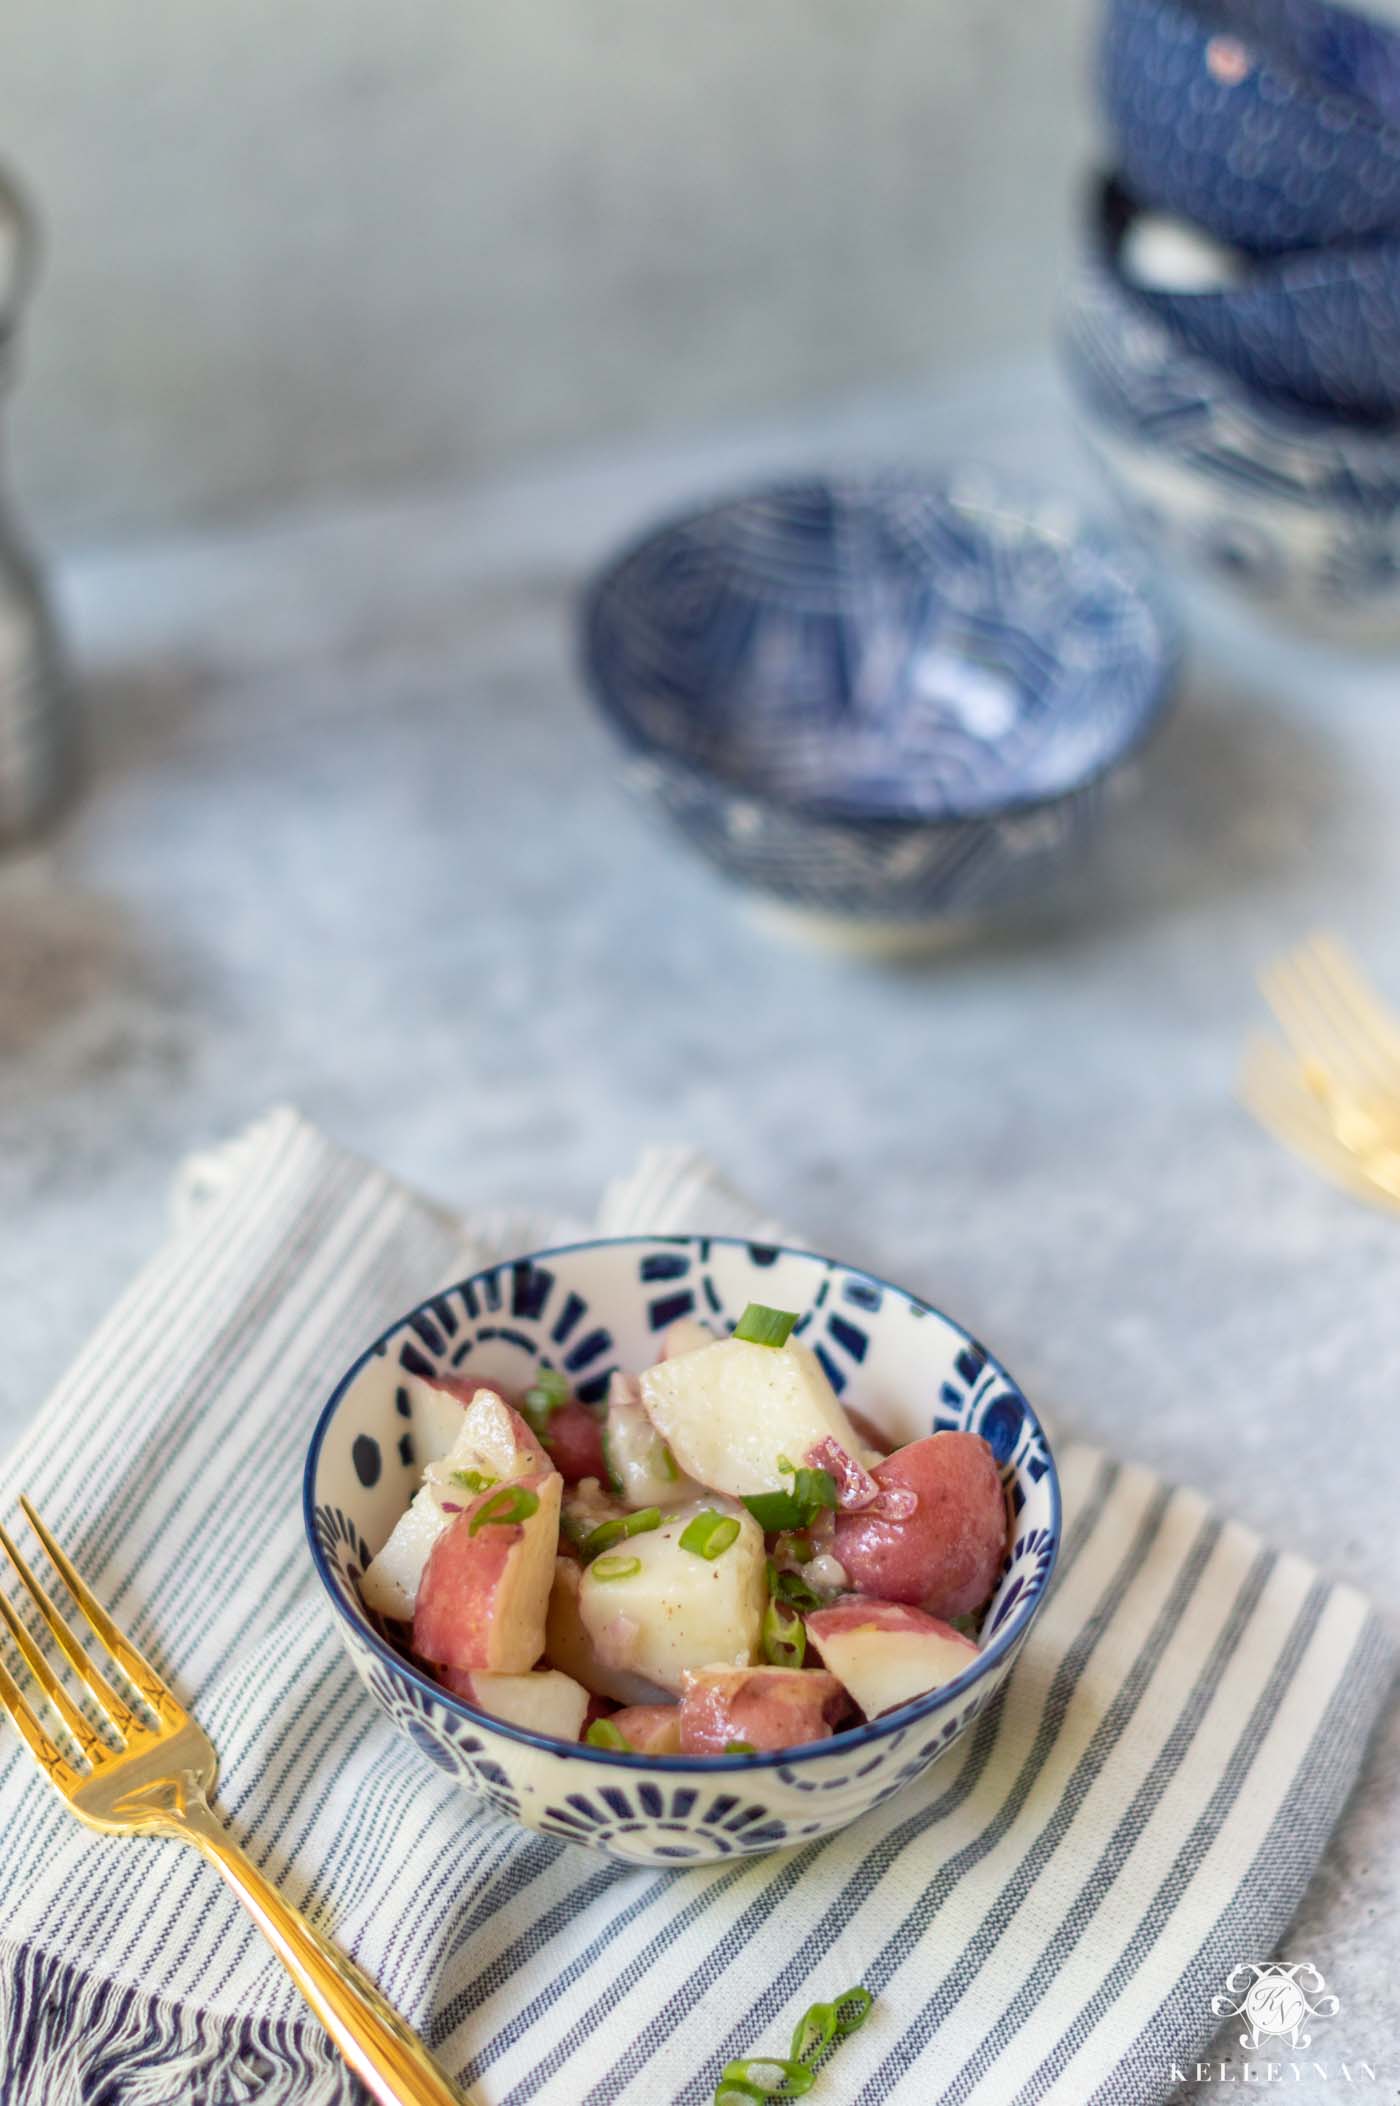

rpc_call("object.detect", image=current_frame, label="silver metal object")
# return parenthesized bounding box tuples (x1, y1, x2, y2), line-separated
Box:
(0, 164, 73, 847)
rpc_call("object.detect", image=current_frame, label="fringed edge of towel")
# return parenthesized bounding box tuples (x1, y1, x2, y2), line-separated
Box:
(0, 1936, 363, 2106)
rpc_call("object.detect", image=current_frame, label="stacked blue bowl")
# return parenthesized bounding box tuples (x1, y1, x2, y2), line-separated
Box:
(1064, 0, 1400, 634)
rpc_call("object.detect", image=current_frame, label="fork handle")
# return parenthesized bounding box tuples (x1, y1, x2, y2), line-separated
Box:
(174, 1791, 474, 2106)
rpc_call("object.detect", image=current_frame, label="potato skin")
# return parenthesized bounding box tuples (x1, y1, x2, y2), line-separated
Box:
(540, 1400, 608, 1484)
(678, 1667, 847, 1754)
(832, 1433, 1007, 1619)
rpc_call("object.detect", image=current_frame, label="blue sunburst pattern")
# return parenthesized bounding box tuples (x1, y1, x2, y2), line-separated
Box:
(306, 1234, 1061, 1867)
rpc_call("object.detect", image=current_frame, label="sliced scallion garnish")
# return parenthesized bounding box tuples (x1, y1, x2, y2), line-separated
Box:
(742, 1467, 837, 1534)
(831, 1986, 874, 2038)
(467, 1485, 540, 1535)
(762, 1596, 806, 1670)
(450, 1467, 497, 1494)
(579, 1507, 660, 1560)
(733, 1303, 799, 1349)
(715, 2059, 813, 2100)
(772, 1566, 822, 1613)
(522, 1365, 569, 1435)
(680, 1510, 741, 1560)
(585, 1718, 633, 1750)
(590, 1554, 641, 1582)
(724, 1739, 757, 1755)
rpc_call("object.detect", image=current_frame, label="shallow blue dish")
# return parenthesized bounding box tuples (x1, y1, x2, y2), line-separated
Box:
(1101, 0, 1400, 254)
(1062, 178, 1400, 635)
(579, 472, 1179, 948)
(304, 1234, 1060, 1866)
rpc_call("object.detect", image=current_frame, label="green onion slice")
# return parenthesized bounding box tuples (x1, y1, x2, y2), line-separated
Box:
(762, 1596, 806, 1670)
(733, 1303, 799, 1349)
(449, 1468, 497, 1494)
(715, 2059, 814, 2100)
(579, 1507, 661, 1560)
(522, 1365, 569, 1434)
(742, 1468, 836, 1534)
(590, 1554, 641, 1582)
(584, 1718, 633, 1751)
(467, 1485, 539, 1535)
(724, 1739, 757, 1755)
(714, 2081, 768, 2106)
(680, 1510, 741, 1560)
(789, 2001, 839, 2066)
(771, 1566, 822, 1613)
(832, 1986, 874, 2037)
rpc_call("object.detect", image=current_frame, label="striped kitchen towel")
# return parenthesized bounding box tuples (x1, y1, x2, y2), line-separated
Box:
(0, 1110, 1392, 2106)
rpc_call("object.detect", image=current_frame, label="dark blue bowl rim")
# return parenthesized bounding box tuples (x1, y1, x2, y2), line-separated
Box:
(577, 470, 1182, 828)
(303, 1232, 1062, 1776)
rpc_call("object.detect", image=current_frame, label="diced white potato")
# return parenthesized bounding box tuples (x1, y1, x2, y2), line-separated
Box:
(545, 1557, 672, 1705)
(602, 1371, 701, 1510)
(444, 1666, 590, 1741)
(576, 1499, 766, 1695)
(361, 1480, 457, 1620)
(661, 1317, 717, 1359)
(806, 1601, 979, 1718)
(639, 1337, 867, 1500)
(360, 1389, 548, 1620)
(439, 1389, 549, 1483)
(559, 1476, 626, 1548)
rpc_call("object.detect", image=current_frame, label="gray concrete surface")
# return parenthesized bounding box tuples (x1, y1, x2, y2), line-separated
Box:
(5, 0, 1092, 541)
(0, 364, 1394, 2101)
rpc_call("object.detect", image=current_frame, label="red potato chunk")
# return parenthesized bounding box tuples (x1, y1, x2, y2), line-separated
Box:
(423, 1377, 552, 1475)
(832, 1432, 1007, 1619)
(538, 1399, 608, 1484)
(412, 1470, 561, 1674)
(678, 1666, 847, 1754)
(806, 1599, 979, 1718)
(609, 1703, 683, 1754)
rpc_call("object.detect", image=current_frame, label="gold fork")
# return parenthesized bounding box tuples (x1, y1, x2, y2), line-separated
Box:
(0, 1497, 471, 2106)
(1242, 934, 1400, 1210)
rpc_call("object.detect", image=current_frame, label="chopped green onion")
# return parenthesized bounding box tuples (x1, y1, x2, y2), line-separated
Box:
(770, 1565, 822, 1613)
(680, 1510, 741, 1560)
(660, 1442, 680, 1482)
(715, 1987, 876, 2104)
(733, 1303, 799, 1349)
(522, 1365, 569, 1435)
(598, 1427, 625, 1497)
(579, 1507, 660, 1560)
(450, 1468, 497, 1494)
(762, 1596, 806, 1670)
(725, 1739, 757, 1755)
(715, 2059, 814, 2100)
(831, 1986, 874, 2038)
(467, 1485, 539, 1535)
(773, 1530, 813, 1566)
(585, 1718, 633, 1750)
(742, 1468, 836, 1534)
(590, 1554, 641, 1582)
(789, 2002, 838, 2066)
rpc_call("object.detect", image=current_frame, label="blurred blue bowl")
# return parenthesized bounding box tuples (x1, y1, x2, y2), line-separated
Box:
(1101, 0, 1400, 254)
(1062, 191, 1400, 635)
(579, 473, 1179, 948)
(1101, 173, 1400, 423)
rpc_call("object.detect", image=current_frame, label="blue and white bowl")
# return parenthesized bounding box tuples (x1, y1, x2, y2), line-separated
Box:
(579, 473, 1178, 950)
(304, 1235, 1060, 1868)
(1063, 188, 1400, 635)
(1101, 0, 1400, 254)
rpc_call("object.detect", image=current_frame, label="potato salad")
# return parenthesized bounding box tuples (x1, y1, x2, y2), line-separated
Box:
(360, 1304, 1009, 1755)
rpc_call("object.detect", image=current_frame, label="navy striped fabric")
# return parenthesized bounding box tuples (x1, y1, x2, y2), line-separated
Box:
(0, 1112, 1391, 2104)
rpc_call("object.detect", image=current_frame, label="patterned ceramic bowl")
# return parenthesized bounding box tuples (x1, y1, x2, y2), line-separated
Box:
(304, 1236, 1060, 1868)
(1101, 0, 1400, 254)
(579, 473, 1178, 951)
(1099, 166, 1400, 424)
(1063, 188, 1400, 636)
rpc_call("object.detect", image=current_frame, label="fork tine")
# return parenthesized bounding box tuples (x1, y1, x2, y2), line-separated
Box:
(0, 1589, 114, 1767)
(1241, 1040, 1400, 1208)
(18, 1498, 184, 1727)
(1304, 936, 1400, 1076)
(0, 1649, 85, 1793)
(1259, 955, 1376, 1097)
(0, 1522, 146, 1739)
